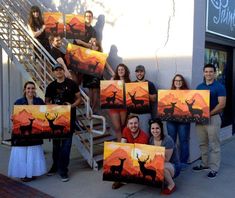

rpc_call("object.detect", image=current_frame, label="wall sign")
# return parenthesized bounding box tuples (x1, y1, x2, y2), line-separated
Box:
(206, 0, 235, 40)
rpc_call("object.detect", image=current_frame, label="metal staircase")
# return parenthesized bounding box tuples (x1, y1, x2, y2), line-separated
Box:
(0, 0, 116, 170)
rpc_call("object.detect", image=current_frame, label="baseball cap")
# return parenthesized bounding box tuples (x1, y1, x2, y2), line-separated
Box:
(52, 63, 64, 71)
(135, 65, 145, 72)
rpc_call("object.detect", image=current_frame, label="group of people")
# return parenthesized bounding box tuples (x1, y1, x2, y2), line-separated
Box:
(8, 4, 227, 196)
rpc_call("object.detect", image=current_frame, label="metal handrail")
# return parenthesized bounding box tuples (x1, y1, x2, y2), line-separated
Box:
(0, 0, 106, 135)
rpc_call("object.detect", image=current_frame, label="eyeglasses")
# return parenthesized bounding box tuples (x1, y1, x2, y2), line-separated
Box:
(174, 80, 182, 82)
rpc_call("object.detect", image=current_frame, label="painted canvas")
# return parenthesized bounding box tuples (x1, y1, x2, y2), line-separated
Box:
(65, 14, 85, 39)
(12, 105, 71, 139)
(65, 43, 107, 77)
(125, 82, 149, 114)
(44, 12, 64, 37)
(103, 142, 165, 187)
(100, 80, 125, 109)
(157, 90, 210, 124)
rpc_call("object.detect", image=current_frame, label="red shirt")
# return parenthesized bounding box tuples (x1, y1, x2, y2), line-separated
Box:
(122, 127, 149, 144)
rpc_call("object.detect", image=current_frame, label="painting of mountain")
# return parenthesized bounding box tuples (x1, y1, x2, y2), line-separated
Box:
(125, 82, 149, 114)
(157, 90, 210, 124)
(44, 12, 64, 37)
(103, 142, 164, 187)
(12, 105, 71, 139)
(65, 14, 85, 39)
(100, 80, 125, 109)
(65, 43, 107, 77)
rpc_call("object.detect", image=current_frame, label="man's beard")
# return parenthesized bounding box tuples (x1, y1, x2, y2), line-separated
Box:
(137, 75, 145, 81)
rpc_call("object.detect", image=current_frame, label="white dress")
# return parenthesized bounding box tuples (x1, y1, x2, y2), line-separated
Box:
(8, 145, 47, 178)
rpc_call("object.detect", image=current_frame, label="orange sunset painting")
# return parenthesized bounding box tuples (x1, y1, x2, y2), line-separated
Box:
(100, 80, 125, 109)
(157, 90, 210, 124)
(65, 14, 85, 39)
(125, 82, 149, 114)
(65, 43, 107, 77)
(12, 105, 71, 139)
(103, 142, 165, 187)
(44, 12, 64, 37)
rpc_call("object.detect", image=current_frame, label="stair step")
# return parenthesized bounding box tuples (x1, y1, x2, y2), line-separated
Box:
(93, 154, 103, 162)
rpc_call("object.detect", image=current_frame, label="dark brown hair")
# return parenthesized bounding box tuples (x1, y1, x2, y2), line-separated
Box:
(171, 74, 189, 90)
(28, 6, 44, 31)
(84, 10, 93, 17)
(149, 118, 165, 140)
(113, 63, 131, 83)
(23, 81, 35, 97)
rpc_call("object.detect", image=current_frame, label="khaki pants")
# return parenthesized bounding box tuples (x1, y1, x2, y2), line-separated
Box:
(195, 114, 221, 172)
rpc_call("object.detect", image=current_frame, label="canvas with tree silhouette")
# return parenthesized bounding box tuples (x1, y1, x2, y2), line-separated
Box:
(65, 14, 85, 39)
(44, 12, 64, 37)
(12, 105, 71, 139)
(100, 80, 125, 109)
(65, 43, 107, 77)
(157, 90, 210, 124)
(103, 142, 165, 187)
(125, 82, 149, 114)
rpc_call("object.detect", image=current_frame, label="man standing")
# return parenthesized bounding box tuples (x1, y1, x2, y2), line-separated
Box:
(193, 64, 226, 179)
(112, 114, 149, 189)
(74, 10, 96, 48)
(50, 33, 72, 79)
(134, 65, 157, 133)
(45, 63, 81, 182)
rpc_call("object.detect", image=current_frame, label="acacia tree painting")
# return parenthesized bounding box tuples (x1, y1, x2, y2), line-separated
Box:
(157, 90, 210, 124)
(103, 142, 165, 187)
(12, 105, 71, 139)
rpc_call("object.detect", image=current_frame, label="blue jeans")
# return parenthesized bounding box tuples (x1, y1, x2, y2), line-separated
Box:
(167, 121, 190, 164)
(52, 134, 72, 176)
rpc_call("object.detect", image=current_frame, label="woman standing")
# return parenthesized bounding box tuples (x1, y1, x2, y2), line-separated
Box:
(109, 64, 131, 141)
(167, 74, 190, 169)
(8, 81, 47, 182)
(149, 119, 180, 195)
(28, 6, 50, 53)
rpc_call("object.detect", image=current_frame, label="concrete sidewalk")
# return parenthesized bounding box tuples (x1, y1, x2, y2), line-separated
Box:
(1, 136, 235, 198)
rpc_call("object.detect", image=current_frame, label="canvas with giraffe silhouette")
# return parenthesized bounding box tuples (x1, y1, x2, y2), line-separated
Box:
(65, 14, 85, 39)
(100, 80, 125, 109)
(157, 90, 210, 124)
(125, 82, 150, 114)
(44, 12, 64, 37)
(65, 43, 107, 77)
(103, 142, 165, 187)
(12, 105, 71, 139)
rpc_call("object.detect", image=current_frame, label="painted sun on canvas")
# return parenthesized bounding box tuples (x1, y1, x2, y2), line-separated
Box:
(125, 82, 149, 114)
(103, 142, 165, 187)
(100, 80, 125, 109)
(65, 14, 85, 39)
(44, 12, 64, 37)
(12, 105, 71, 139)
(157, 90, 210, 124)
(65, 43, 107, 77)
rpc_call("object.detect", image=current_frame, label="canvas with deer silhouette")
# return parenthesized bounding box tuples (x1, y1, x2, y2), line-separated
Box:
(125, 82, 150, 114)
(65, 43, 107, 77)
(12, 105, 71, 139)
(44, 12, 64, 37)
(103, 142, 165, 187)
(65, 14, 85, 39)
(100, 80, 125, 109)
(157, 90, 210, 124)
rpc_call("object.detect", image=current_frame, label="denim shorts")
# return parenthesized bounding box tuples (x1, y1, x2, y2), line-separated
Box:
(173, 163, 181, 178)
